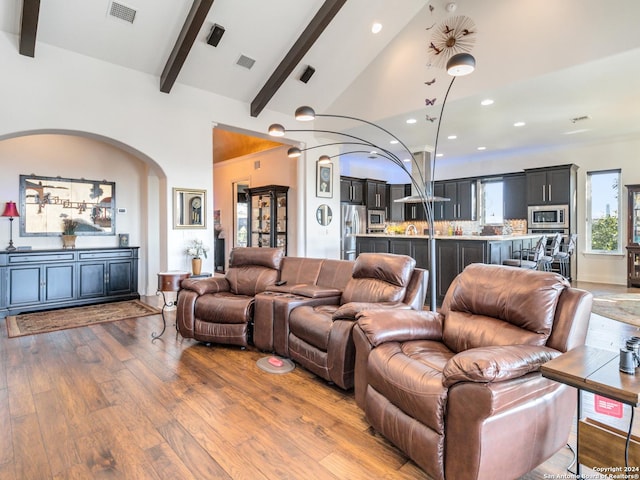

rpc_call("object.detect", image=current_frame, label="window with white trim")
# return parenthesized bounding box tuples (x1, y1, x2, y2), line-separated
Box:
(586, 169, 621, 253)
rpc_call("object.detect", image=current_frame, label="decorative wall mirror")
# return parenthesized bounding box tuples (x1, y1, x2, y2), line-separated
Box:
(173, 188, 206, 229)
(316, 204, 333, 226)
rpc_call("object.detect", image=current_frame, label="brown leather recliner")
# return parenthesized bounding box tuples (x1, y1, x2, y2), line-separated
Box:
(353, 263, 593, 480)
(285, 253, 427, 390)
(176, 247, 284, 347)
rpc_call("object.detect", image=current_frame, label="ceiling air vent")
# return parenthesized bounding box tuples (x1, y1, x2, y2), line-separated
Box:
(108, 1, 137, 24)
(236, 54, 256, 70)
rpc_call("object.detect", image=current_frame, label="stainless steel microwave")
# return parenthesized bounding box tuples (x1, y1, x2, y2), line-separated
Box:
(528, 205, 568, 229)
(367, 209, 386, 231)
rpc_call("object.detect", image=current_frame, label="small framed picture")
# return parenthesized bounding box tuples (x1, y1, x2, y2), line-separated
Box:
(316, 161, 333, 198)
(118, 233, 130, 247)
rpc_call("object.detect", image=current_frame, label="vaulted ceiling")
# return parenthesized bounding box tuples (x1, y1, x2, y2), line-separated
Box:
(2, 0, 640, 167)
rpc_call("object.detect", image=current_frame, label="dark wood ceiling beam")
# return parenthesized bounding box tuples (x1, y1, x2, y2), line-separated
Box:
(19, 0, 40, 57)
(160, 0, 215, 94)
(250, 0, 347, 117)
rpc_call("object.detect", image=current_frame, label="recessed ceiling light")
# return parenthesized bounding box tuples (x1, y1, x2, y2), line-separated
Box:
(371, 22, 382, 34)
(481, 99, 494, 106)
(402, 158, 411, 162)
(477, 146, 486, 150)
(406, 118, 417, 124)
(514, 121, 526, 127)
(389, 139, 399, 144)
(447, 135, 457, 140)
(436, 153, 444, 158)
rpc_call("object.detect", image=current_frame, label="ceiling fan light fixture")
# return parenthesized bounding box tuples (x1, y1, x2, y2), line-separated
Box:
(295, 106, 316, 121)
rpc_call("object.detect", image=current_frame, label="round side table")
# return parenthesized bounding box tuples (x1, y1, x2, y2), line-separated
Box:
(153, 271, 191, 341)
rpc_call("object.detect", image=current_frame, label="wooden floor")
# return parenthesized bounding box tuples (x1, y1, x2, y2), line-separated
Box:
(0, 282, 638, 480)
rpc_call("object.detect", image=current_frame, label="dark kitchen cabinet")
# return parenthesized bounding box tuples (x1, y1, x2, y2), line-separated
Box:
(340, 177, 365, 204)
(436, 240, 486, 302)
(356, 237, 389, 255)
(365, 179, 387, 210)
(443, 179, 475, 221)
(0, 248, 139, 318)
(503, 174, 527, 219)
(389, 184, 406, 222)
(526, 166, 575, 205)
(389, 238, 429, 270)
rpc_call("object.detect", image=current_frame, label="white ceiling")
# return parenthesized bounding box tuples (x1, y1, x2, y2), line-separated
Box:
(2, 0, 640, 171)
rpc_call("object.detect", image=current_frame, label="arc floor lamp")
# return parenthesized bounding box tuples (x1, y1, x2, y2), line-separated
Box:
(269, 52, 476, 311)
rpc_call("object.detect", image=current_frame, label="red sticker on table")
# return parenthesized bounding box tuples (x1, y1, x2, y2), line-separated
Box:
(594, 395, 623, 418)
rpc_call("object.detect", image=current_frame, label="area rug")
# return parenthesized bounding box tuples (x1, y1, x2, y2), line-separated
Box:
(591, 293, 640, 328)
(5, 300, 160, 338)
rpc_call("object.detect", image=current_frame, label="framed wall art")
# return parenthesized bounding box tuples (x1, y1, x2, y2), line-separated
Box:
(173, 188, 206, 229)
(316, 161, 333, 198)
(19, 174, 116, 236)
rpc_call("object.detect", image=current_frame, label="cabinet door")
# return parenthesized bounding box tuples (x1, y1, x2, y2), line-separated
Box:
(433, 183, 446, 221)
(366, 181, 386, 209)
(340, 179, 351, 202)
(389, 239, 413, 257)
(356, 238, 389, 255)
(459, 241, 486, 268)
(78, 262, 106, 298)
(44, 264, 74, 302)
(503, 174, 527, 219)
(378, 183, 388, 211)
(547, 169, 570, 205)
(436, 241, 458, 301)
(389, 184, 406, 222)
(351, 180, 364, 204)
(107, 260, 134, 295)
(443, 182, 458, 219)
(7, 266, 42, 306)
(526, 171, 548, 204)
(456, 180, 474, 220)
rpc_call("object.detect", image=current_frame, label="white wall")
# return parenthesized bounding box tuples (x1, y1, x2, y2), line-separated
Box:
(0, 32, 298, 294)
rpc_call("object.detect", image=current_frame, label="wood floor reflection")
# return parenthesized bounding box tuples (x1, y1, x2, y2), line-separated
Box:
(0, 282, 638, 479)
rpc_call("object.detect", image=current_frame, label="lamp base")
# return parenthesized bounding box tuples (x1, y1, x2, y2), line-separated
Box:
(6, 246, 16, 251)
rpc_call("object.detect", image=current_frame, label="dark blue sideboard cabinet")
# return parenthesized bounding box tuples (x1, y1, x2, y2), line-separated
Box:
(0, 247, 139, 318)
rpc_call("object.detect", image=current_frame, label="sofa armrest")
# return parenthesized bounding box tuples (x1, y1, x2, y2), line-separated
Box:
(332, 301, 410, 321)
(356, 309, 443, 347)
(442, 345, 561, 388)
(180, 276, 229, 295)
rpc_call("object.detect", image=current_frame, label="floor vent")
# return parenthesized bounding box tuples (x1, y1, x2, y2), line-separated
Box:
(109, 1, 137, 24)
(236, 54, 256, 70)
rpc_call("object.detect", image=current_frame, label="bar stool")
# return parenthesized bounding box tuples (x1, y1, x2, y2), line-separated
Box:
(503, 235, 547, 270)
(539, 233, 563, 272)
(554, 233, 577, 279)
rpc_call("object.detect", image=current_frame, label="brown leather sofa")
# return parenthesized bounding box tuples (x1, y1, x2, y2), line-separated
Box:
(176, 247, 284, 347)
(283, 253, 428, 390)
(253, 257, 355, 353)
(353, 263, 593, 480)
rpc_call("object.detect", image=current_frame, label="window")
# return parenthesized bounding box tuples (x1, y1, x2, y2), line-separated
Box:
(586, 169, 621, 253)
(480, 178, 503, 225)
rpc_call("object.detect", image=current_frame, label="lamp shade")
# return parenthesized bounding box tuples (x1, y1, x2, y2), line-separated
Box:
(446, 53, 476, 76)
(318, 155, 331, 164)
(268, 124, 286, 137)
(2, 201, 19, 218)
(287, 147, 302, 158)
(295, 106, 316, 122)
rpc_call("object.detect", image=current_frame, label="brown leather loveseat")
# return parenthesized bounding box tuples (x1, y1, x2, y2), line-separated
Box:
(353, 263, 593, 480)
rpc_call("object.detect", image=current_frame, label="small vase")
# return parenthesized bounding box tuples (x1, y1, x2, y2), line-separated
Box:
(62, 234, 77, 249)
(191, 257, 202, 275)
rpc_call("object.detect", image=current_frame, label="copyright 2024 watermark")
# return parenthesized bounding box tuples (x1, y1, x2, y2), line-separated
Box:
(543, 467, 640, 480)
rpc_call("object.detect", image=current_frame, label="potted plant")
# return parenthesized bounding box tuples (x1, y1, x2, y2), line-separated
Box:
(61, 218, 78, 249)
(186, 239, 208, 275)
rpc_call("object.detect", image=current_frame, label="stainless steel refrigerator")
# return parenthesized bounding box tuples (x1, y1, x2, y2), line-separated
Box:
(341, 204, 366, 260)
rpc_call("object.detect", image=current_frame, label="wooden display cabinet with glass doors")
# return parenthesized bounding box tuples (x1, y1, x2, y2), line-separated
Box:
(626, 184, 640, 287)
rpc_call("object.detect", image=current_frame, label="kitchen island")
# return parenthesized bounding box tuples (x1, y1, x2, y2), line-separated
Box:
(356, 233, 543, 304)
